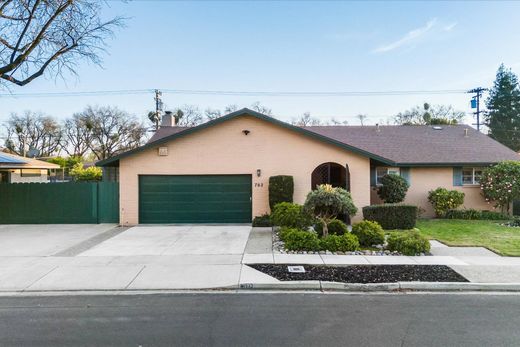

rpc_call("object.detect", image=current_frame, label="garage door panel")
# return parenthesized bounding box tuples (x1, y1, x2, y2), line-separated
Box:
(139, 175, 252, 223)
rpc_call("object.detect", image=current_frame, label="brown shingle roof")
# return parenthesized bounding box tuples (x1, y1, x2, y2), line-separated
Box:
(302, 125, 520, 165)
(148, 122, 519, 165)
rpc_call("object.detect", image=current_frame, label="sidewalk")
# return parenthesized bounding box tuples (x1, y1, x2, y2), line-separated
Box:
(1, 226, 520, 293)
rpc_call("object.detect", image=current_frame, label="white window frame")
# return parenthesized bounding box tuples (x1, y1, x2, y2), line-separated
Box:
(462, 167, 483, 186)
(375, 167, 400, 186)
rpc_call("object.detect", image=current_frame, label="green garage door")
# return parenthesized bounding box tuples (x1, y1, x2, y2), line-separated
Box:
(139, 175, 252, 223)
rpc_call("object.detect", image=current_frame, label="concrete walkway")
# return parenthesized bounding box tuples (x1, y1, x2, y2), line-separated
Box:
(1, 225, 520, 292)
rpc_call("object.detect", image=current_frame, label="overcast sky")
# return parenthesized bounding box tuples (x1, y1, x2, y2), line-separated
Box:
(1, 1, 519, 127)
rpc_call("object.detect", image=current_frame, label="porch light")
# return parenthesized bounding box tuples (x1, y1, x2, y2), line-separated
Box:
(256, 169, 261, 177)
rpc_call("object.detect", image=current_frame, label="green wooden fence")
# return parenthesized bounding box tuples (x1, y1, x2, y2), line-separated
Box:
(0, 182, 119, 224)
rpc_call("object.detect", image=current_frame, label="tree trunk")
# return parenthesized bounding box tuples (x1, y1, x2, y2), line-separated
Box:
(321, 219, 328, 238)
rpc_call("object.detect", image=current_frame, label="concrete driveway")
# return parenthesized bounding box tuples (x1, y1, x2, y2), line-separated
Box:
(80, 225, 252, 257)
(0, 224, 116, 256)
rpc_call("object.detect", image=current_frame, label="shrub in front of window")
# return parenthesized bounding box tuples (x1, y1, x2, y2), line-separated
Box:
(304, 184, 358, 237)
(252, 214, 272, 227)
(480, 161, 520, 214)
(387, 230, 430, 256)
(279, 227, 320, 251)
(362, 204, 418, 229)
(319, 233, 359, 252)
(271, 202, 313, 229)
(351, 220, 385, 247)
(444, 209, 509, 220)
(314, 219, 348, 237)
(427, 188, 465, 217)
(377, 174, 409, 203)
(268, 175, 294, 210)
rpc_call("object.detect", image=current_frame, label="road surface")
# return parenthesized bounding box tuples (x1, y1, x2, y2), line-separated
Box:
(0, 292, 519, 346)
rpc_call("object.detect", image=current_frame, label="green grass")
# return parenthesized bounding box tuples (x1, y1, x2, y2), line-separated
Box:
(416, 219, 520, 257)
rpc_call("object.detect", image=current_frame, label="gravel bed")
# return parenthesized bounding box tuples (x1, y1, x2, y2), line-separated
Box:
(249, 264, 468, 283)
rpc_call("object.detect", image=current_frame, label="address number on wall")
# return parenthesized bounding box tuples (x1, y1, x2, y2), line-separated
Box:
(254, 183, 264, 188)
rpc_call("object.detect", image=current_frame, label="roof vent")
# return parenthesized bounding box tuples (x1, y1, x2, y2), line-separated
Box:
(432, 126, 443, 130)
(464, 128, 469, 137)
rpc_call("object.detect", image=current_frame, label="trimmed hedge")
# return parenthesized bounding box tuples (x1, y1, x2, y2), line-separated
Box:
(319, 233, 359, 252)
(314, 219, 348, 237)
(387, 230, 430, 256)
(362, 204, 418, 229)
(351, 220, 385, 247)
(279, 227, 359, 252)
(444, 209, 509, 220)
(269, 176, 294, 210)
(271, 202, 314, 229)
(252, 214, 272, 227)
(280, 228, 320, 251)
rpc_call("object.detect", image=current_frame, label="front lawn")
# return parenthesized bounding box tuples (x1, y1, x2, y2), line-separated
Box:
(416, 219, 520, 256)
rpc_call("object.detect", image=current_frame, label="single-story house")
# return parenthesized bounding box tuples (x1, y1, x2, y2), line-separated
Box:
(0, 152, 60, 183)
(97, 108, 520, 225)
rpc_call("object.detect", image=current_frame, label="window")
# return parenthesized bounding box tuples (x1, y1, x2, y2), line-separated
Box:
(375, 167, 400, 185)
(20, 169, 42, 178)
(462, 167, 483, 185)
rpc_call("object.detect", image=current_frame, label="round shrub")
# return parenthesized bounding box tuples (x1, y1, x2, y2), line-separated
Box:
(271, 202, 313, 229)
(427, 188, 465, 217)
(304, 184, 357, 237)
(362, 204, 418, 229)
(351, 220, 385, 247)
(386, 230, 430, 256)
(377, 174, 409, 203)
(480, 161, 520, 213)
(269, 175, 294, 209)
(314, 219, 348, 237)
(319, 233, 359, 252)
(280, 228, 320, 251)
(252, 214, 272, 227)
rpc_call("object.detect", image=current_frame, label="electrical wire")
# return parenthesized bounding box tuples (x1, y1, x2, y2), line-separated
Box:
(0, 88, 469, 98)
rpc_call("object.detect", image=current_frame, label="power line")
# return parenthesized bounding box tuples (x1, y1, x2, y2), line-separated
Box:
(0, 88, 469, 98)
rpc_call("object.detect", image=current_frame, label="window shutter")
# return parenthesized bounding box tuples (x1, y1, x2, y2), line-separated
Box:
(370, 167, 376, 187)
(453, 167, 463, 186)
(400, 167, 411, 185)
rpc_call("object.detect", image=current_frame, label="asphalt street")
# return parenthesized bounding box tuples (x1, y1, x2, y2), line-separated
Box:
(0, 292, 519, 346)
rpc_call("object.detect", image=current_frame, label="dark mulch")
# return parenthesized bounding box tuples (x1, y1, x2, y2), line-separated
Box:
(249, 264, 469, 283)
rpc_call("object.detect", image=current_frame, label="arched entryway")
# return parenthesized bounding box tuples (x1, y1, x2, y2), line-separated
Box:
(311, 162, 350, 191)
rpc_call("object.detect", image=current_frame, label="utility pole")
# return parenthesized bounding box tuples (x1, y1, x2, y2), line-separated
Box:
(468, 87, 487, 132)
(154, 89, 163, 130)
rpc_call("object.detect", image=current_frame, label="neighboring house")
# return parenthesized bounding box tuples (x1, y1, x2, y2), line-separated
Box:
(0, 152, 60, 183)
(97, 108, 520, 225)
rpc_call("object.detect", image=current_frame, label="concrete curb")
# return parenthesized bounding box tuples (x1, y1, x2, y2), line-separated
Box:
(238, 281, 520, 292)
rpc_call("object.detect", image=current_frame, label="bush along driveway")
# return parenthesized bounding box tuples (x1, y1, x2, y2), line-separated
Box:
(416, 219, 520, 257)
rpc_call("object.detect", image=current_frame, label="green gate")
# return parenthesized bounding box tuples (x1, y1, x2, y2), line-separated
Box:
(0, 182, 119, 224)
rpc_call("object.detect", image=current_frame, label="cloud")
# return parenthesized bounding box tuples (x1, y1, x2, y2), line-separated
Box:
(443, 22, 458, 32)
(373, 18, 438, 53)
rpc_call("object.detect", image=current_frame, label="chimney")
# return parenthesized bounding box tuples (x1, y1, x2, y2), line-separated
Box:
(161, 111, 176, 127)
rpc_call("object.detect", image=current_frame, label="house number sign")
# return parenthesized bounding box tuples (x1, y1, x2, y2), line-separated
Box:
(254, 182, 264, 188)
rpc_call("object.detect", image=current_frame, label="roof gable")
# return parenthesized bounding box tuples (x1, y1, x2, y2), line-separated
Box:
(96, 108, 393, 166)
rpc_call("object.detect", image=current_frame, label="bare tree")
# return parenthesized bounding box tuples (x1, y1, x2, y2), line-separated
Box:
(4, 111, 62, 156)
(330, 117, 349, 125)
(172, 105, 203, 126)
(0, 0, 124, 88)
(393, 103, 465, 125)
(357, 114, 367, 126)
(224, 104, 238, 113)
(204, 108, 221, 121)
(250, 101, 272, 115)
(62, 112, 93, 157)
(292, 112, 321, 126)
(77, 106, 147, 160)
